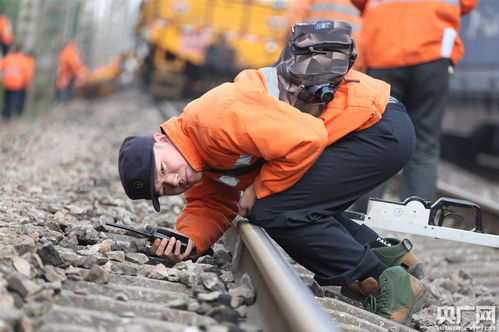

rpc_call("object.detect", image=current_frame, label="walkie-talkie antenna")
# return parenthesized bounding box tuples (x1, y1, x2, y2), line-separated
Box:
(104, 223, 151, 237)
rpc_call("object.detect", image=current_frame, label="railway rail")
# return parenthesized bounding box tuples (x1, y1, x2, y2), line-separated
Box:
(436, 180, 499, 234)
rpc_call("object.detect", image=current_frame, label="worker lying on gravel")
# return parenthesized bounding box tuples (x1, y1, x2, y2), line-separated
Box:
(118, 20, 430, 325)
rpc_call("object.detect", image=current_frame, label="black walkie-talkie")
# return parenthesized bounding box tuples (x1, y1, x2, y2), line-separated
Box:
(105, 223, 194, 255)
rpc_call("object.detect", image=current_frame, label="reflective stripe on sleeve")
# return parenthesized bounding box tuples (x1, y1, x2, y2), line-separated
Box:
(259, 66, 279, 99)
(441, 27, 457, 58)
(216, 175, 240, 187)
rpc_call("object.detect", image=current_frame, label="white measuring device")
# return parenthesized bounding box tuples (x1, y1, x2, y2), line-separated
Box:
(346, 196, 499, 248)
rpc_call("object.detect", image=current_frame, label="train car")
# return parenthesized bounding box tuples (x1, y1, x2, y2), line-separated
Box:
(136, 0, 292, 99)
(441, 0, 499, 176)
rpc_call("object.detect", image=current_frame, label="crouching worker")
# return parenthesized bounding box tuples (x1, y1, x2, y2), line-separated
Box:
(118, 20, 430, 325)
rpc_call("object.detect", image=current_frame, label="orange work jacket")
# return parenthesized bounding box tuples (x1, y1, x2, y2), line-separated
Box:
(0, 15, 13, 46)
(160, 68, 390, 254)
(287, 0, 365, 71)
(56, 42, 87, 90)
(351, 0, 479, 68)
(0, 52, 28, 90)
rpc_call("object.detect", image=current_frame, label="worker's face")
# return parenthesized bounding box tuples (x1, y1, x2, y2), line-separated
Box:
(153, 133, 202, 196)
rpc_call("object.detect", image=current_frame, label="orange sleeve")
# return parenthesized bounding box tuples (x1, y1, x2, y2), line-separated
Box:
(67, 49, 85, 77)
(0, 17, 13, 45)
(3, 30, 13, 45)
(176, 176, 240, 255)
(69, 52, 80, 75)
(177, 100, 327, 253)
(460, 0, 479, 15)
(351, 0, 367, 13)
(212, 93, 328, 199)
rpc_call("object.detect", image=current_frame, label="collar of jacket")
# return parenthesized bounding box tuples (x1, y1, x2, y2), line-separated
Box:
(160, 118, 206, 172)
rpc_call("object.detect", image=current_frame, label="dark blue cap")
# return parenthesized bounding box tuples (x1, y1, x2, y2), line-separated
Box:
(118, 136, 160, 212)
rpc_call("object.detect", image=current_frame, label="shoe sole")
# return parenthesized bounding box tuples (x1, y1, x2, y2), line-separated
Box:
(402, 283, 431, 326)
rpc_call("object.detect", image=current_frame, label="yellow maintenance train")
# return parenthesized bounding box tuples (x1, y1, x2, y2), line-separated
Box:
(136, 0, 293, 98)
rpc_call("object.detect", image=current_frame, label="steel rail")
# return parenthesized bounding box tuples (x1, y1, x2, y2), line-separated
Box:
(436, 180, 499, 235)
(437, 180, 499, 215)
(227, 217, 338, 332)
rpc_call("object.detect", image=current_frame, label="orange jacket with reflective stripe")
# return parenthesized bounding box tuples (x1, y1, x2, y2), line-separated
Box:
(56, 42, 87, 90)
(287, 0, 365, 71)
(0, 15, 13, 46)
(0, 52, 28, 90)
(351, 0, 478, 68)
(160, 68, 390, 254)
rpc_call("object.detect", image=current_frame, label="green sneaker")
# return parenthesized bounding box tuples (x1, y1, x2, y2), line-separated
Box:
(341, 238, 425, 302)
(373, 238, 425, 279)
(363, 266, 430, 325)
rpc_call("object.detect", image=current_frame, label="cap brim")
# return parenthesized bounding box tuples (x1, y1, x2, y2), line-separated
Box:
(149, 148, 161, 212)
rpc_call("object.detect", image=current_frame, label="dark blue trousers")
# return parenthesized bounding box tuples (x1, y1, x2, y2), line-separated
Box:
(250, 101, 415, 286)
(1, 43, 9, 56)
(2, 89, 25, 120)
(55, 78, 76, 103)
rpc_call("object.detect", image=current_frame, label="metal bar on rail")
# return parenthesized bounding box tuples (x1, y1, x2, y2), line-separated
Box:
(234, 217, 338, 332)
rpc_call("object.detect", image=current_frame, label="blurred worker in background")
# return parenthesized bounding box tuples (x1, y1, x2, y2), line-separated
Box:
(19, 50, 36, 117)
(351, 0, 479, 212)
(118, 20, 430, 325)
(55, 40, 87, 103)
(0, 44, 29, 120)
(287, 0, 365, 71)
(0, 14, 14, 56)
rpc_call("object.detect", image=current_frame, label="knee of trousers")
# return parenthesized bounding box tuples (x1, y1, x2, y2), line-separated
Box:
(249, 202, 274, 227)
(314, 246, 381, 286)
(249, 203, 293, 229)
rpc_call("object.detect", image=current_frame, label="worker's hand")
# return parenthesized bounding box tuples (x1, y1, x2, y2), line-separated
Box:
(239, 184, 256, 217)
(151, 229, 195, 263)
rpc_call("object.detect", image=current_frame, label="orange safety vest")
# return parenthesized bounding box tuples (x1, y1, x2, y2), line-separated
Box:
(160, 68, 389, 254)
(352, 0, 479, 68)
(287, 0, 365, 71)
(0, 52, 28, 90)
(0, 15, 14, 46)
(56, 42, 87, 90)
